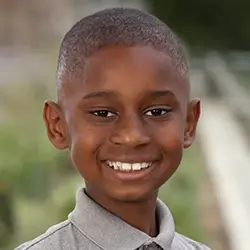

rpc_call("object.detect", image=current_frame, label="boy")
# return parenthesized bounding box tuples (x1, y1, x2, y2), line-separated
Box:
(16, 7, 211, 250)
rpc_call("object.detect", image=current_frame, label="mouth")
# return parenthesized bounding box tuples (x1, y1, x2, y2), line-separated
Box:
(101, 159, 158, 182)
(105, 161, 152, 172)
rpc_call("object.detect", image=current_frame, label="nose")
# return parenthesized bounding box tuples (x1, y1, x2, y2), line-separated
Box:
(110, 114, 151, 148)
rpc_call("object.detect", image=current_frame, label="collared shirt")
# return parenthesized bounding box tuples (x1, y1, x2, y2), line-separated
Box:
(15, 188, 211, 250)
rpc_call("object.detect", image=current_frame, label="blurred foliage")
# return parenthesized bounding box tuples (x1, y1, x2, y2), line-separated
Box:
(149, 0, 250, 50)
(0, 82, 78, 249)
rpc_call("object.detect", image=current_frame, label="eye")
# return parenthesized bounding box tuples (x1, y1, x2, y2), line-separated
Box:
(90, 110, 116, 118)
(144, 108, 171, 117)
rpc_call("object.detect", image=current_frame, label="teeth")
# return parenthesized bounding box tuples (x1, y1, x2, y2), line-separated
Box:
(106, 161, 151, 171)
(116, 162, 122, 169)
(122, 163, 131, 171)
(132, 163, 141, 170)
(113, 162, 118, 170)
(142, 162, 148, 169)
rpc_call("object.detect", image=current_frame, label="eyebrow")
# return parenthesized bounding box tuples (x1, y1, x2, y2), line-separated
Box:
(147, 90, 176, 99)
(82, 90, 176, 100)
(82, 91, 117, 100)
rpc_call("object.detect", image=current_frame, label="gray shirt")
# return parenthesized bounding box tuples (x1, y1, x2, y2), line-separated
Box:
(15, 188, 211, 250)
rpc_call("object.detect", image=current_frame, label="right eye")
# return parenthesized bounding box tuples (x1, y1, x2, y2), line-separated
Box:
(90, 110, 116, 118)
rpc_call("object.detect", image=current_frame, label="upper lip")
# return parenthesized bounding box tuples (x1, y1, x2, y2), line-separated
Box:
(101, 159, 159, 163)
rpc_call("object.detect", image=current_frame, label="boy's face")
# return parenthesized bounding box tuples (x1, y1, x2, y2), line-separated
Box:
(44, 46, 200, 202)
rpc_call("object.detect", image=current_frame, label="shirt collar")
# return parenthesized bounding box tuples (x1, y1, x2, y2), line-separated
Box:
(68, 188, 175, 250)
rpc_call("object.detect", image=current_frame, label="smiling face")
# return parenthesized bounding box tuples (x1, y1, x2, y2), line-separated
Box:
(43, 45, 200, 203)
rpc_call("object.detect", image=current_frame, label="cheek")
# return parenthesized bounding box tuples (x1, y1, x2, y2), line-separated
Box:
(69, 126, 105, 181)
(154, 122, 184, 181)
(153, 119, 185, 151)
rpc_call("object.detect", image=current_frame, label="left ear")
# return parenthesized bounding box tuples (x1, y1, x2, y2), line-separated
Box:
(183, 98, 201, 148)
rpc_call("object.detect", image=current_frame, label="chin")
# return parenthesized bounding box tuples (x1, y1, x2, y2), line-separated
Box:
(107, 186, 157, 203)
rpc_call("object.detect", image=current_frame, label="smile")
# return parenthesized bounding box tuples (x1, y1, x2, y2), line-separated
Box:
(105, 161, 152, 171)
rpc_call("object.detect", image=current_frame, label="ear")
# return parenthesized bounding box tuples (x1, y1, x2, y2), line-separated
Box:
(183, 98, 200, 149)
(43, 100, 69, 150)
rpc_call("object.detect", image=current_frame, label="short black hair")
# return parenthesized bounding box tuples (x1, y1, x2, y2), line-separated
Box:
(57, 7, 188, 95)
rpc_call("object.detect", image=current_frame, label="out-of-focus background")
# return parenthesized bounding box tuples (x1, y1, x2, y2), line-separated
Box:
(0, 1, 249, 249)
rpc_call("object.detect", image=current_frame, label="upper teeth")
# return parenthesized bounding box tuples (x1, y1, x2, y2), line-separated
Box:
(106, 161, 151, 171)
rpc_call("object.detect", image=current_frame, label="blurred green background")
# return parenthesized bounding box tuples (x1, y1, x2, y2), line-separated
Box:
(1, 0, 249, 249)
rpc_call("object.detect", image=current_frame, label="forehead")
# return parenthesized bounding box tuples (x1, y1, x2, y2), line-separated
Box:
(86, 46, 181, 85)
(64, 45, 189, 102)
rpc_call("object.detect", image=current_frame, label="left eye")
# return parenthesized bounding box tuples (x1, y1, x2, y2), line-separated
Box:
(91, 110, 116, 117)
(144, 108, 171, 117)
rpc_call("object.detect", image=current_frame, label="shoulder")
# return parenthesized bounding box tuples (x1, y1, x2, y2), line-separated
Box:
(174, 232, 212, 250)
(14, 220, 72, 250)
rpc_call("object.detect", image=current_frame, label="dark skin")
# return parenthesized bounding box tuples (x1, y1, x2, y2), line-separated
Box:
(43, 45, 200, 237)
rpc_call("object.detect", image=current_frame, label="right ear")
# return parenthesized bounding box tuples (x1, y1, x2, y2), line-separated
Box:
(43, 101, 69, 150)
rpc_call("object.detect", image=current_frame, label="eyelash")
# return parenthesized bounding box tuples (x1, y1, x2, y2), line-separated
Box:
(90, 108, 172, 118)
(144, 108, 172, 117)
(90, 110, 117, 118)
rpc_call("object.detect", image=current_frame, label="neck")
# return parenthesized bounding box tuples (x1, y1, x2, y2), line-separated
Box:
(86, 188, 158, 237)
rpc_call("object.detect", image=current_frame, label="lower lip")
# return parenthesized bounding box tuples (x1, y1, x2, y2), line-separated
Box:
(103, 162, 157, 181)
